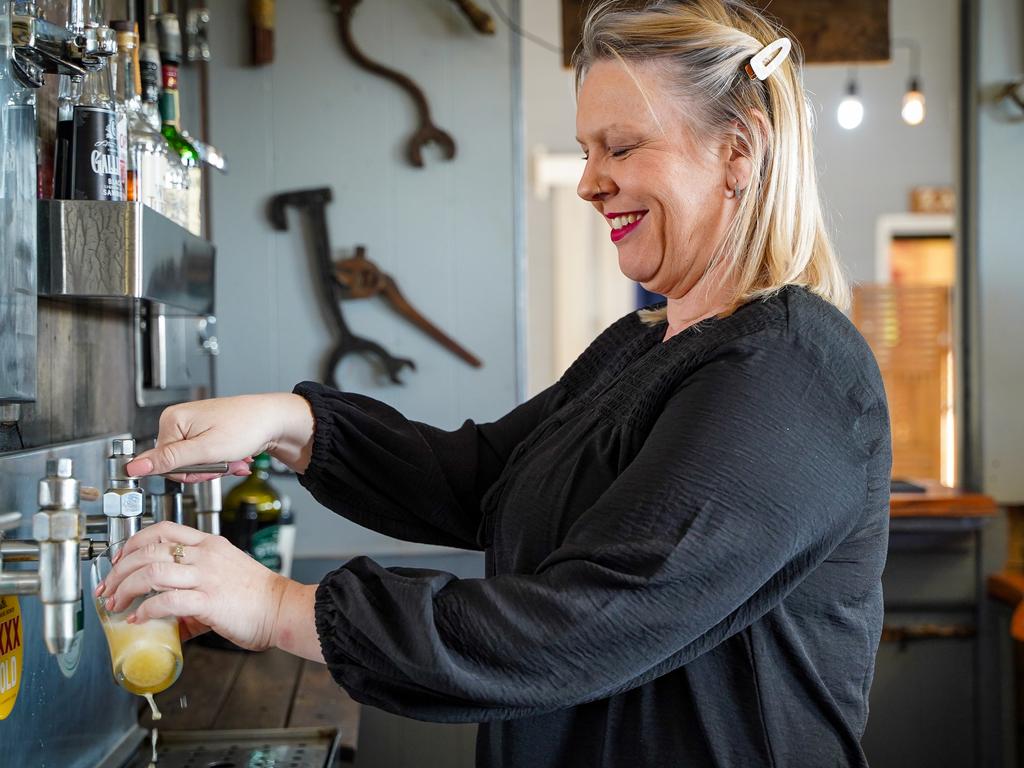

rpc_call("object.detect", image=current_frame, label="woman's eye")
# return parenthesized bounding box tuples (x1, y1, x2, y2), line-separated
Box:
(610, 147, 634, 158)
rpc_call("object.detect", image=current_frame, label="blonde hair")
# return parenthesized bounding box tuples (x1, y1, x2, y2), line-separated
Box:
(573, 0, 849, 319)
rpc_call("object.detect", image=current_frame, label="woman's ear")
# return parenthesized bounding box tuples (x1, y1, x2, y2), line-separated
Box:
(725, 111, 770, 194)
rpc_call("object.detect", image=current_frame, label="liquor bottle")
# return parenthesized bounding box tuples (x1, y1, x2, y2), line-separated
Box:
(137, 10, 188, 227)
(52, 74, 81, 199)
(222, 454, 285, 572)
(112, 21, 171, 212)
(139, 3, 163, 122)
(156, 13, 202, 235)
(54, 40, 126, 201)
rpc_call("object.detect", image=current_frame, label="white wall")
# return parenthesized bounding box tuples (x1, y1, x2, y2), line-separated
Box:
(803, 0, 958, 283)
(522, 0, 959, 393)
(207, 0, 520, 557)
(976, 0, 1024, 502)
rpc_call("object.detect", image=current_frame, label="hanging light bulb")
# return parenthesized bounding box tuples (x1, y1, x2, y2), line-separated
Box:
(837, 78, 864, 130)
(902, 77, 926, 125)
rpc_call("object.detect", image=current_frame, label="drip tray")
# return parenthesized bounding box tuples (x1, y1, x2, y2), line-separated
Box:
(120, 727, 342, 768)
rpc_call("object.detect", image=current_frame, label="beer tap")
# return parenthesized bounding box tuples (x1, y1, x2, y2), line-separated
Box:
(9, 0, 116, 89)
(189, 476, 222, 535)
(148, 476, 185, 526)
(103, 438, 145, 546)
(0, 440, 225, 659)
(96, 438, 226, 543)
(0, 458, 104, 655)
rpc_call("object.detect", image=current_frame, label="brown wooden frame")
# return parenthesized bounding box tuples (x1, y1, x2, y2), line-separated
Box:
(560, 0, 890, 68)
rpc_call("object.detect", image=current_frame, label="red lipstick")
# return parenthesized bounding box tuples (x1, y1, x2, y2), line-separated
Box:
(607, 211, 646, 243)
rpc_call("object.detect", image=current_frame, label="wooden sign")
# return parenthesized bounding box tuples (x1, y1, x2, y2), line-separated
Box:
(561, 0, 890, 68)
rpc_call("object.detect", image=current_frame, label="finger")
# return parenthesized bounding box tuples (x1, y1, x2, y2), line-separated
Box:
(103, 535, 201, 597)
(110, 562, 201, 611)
(118, 521, 207, 560)
(131, 588, 208, 624)
(126, 440, 205, 477)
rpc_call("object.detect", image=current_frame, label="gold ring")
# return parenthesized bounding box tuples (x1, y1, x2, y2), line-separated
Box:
(171, 543, 186, 564)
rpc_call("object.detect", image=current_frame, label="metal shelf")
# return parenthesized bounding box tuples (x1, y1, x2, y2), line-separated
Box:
(38, 200, 214, 315)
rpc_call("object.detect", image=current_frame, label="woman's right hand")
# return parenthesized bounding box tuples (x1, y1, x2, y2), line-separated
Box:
(124, 393, 316, 481)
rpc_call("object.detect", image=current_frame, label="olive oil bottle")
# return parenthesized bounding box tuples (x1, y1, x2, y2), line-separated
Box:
(222, 454, 284, 571)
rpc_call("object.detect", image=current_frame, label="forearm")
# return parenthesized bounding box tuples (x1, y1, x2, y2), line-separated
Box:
(272, 580, 325, 663)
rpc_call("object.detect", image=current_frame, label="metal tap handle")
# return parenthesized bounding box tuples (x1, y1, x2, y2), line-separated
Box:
(164, 463, 229, 476)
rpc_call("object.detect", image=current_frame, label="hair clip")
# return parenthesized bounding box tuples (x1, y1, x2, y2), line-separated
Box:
(744, 37, 792, 81)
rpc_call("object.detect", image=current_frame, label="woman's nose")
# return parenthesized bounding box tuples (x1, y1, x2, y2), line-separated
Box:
(577, 162, 614, 202)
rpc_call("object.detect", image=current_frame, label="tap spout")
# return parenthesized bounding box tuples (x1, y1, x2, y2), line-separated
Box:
(35, 457, 84, 656)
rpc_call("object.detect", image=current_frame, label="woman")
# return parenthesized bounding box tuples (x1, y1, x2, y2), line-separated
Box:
(100, 1, 891, 765)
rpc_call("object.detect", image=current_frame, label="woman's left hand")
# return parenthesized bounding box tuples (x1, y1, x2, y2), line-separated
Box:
(96, 521, 290, 651)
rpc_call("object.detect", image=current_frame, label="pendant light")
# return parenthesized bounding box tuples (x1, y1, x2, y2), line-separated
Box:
(896, 39, 926, 126)
(837, 71, 864, 130)
(902, 79, 926, 125)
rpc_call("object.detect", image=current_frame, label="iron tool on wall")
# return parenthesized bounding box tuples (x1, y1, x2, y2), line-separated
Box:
(329, 0, 495, 168)
(268, 187, 415, 388)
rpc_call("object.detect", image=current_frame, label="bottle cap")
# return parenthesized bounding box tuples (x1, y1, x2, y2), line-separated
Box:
(252, 453, 272, 470)
(157, 14, 183, 64)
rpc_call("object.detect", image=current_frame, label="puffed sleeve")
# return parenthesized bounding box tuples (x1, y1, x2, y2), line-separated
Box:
(293, 381, 569, 550)
(311, 339, 891, 722)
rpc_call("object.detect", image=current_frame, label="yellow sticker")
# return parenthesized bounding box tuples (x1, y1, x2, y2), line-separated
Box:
(0, 596, 24, 720)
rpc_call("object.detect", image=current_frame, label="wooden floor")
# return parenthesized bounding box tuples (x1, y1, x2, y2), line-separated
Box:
(141, 641, 361, 762)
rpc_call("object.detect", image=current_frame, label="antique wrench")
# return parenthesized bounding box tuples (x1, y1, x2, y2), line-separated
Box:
(332, 0, 457, 168)
(268, 187, 415, 388)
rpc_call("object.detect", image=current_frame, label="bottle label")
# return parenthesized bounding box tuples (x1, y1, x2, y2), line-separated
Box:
(139, 47, 161, 104)
(0, 597, 24, 720)
(71, 106, 124, 201)
(116, 110, 129, 198)
(251, 524, 282, 572)
(162, 63, 179, 92)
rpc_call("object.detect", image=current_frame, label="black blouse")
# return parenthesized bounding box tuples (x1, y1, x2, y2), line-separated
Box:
(294, 285, 892, 768)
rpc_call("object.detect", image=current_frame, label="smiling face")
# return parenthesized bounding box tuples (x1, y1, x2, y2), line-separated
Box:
(576, 59, 735, 299)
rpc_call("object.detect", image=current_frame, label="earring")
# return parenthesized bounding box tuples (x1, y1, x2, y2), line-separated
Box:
(734, 183, 744, 199)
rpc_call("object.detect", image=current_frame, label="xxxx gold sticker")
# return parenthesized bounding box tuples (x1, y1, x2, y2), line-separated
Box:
(0, 596, 24, 719)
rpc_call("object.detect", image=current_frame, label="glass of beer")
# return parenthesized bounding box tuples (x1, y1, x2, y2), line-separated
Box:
(91, 544, 183, 695)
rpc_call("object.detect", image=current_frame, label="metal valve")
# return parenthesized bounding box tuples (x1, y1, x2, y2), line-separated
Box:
(9, 0, 117, 88)
(103, 439, 145, 546)
(35, 458, 84, 655)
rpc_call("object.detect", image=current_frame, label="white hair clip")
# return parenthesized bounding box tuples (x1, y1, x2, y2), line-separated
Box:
(744, 37, 792, 81)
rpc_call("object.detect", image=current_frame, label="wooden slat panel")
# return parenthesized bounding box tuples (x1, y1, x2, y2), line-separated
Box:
(141, 643, 246, 730)
(212, 648, 304, 730)
(16, 299, 158, 449)
(560, 0, 890, 68)
(289, 661, 362, 758)
(749, 0, 890, 63)
(853, 284, 951, 484)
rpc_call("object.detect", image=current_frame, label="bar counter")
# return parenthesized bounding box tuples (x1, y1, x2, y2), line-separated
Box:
(890, 481, 999, 519)
(140, 642, 360, 764)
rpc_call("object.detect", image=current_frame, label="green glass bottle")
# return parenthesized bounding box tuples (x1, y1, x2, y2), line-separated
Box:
(222, 454, 284, 571)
